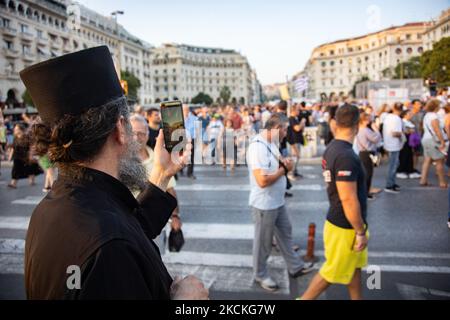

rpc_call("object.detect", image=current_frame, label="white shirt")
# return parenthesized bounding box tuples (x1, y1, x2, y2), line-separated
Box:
(423, 112, 445, 141)
(382, 113, 403, 152)
(206, 120, 223, 141)
(142, 147, 176, 189)
(261, 110, 272, 128)
(247, 135, 286, 210)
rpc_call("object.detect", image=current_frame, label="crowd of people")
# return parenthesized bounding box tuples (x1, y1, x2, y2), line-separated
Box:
(1, 44, 448, 300)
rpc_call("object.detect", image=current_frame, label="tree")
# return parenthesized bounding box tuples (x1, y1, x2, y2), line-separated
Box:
(421, 37, 450, 87)
(219, 86, 231, 105)
(391, 56, 423, 79)
(120, 70, 141, 100)
(381, 67, 393, 79)
(191, 92, 213, 105)
(350, 76, 370, 98)
(22, 89, 34, 107)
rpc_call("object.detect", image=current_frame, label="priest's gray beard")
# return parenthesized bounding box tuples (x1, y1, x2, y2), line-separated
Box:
(118, 133, 147, 192)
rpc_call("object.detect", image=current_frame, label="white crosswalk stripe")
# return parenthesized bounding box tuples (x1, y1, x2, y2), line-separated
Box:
(1, 171, 449, 297)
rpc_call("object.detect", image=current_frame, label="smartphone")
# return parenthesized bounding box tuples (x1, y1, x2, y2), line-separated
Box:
(160, 100, 186, 153)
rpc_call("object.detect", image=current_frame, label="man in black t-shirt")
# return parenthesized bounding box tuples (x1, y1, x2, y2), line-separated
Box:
(297, 101, 312, 127)
(146, 108, 161, 150)
(287, 105, 305, 178)
(300, 104, 369, 300)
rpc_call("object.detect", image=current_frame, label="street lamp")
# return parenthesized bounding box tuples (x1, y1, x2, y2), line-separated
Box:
(111, 10, 124, 79)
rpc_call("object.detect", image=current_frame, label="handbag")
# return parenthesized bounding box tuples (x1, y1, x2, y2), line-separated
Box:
(168, 229, 185, 252)
(253, 140, 292, 189)
(408, 132, 421, 148)
(356, 133, 381, 166)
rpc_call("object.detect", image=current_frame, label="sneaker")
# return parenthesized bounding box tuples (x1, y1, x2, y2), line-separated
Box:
(368, 194, 375, 200)
(42, 187, 51, 193)
(384, 186, 400, 194)
(285, 192, 293, 198)
(290, 262, 315, 278)
(294, 172, 303, 178)
(409, 172, 421, 179)
(396, 173, 409, 179)
(254, 277, 279, 292)
(394, 184, 401, 189)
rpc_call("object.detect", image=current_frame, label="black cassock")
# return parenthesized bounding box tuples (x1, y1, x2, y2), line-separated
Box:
(24, 167, 176, 299)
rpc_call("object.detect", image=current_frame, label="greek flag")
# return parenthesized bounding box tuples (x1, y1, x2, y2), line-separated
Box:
(294, 76, 308, 93)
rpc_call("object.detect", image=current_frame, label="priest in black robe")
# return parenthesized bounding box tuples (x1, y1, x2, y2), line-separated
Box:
(20, 46, 208, 300)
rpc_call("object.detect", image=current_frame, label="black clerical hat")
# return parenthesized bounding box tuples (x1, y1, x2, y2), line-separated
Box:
(20, 46, 124, 124)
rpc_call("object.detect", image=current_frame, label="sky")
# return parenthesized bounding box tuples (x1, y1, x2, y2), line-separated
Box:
(76, 0, 449, 85)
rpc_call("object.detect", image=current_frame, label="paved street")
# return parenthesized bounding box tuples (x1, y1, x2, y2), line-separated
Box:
(0, 159, 449, 300)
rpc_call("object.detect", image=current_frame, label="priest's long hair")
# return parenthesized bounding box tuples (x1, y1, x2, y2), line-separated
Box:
(30, 97, 129, 176)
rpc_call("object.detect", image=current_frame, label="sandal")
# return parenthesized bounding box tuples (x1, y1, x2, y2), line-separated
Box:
(419, 182, 432, 187)
(7, 184, 17, 189)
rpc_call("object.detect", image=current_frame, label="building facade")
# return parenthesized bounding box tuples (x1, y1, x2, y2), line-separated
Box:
(423, 8, 450, 51)
(0, 0, 152, 108)
(150, 43, 256, 105)
(297, 22, 430, 101)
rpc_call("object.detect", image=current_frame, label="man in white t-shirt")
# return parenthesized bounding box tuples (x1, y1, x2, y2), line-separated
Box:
(261, 107, 272, 129)
(382, 103, 404, 193)
(247, 114, 314, 292)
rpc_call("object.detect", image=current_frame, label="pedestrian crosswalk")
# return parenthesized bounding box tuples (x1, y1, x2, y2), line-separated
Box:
(1, 167, 450, 299)
(2, 215, 450, 297)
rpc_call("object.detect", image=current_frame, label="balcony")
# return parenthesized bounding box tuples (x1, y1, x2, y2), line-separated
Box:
(37, 36, 49, 45)
(0, 71, 20, 80)
(23, 52, 35, 62)
(50, 39, 62, 49)
(62, 43, 74, 53)
(3, 47, 20, 58)
(1, 25, 17, 37)
(20, 31, 35, 41)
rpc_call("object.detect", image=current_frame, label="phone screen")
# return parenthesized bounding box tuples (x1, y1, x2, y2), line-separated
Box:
(160, 101, 186, 152)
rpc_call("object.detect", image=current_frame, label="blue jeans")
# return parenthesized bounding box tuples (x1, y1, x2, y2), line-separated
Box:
(386, 151, 400, 188)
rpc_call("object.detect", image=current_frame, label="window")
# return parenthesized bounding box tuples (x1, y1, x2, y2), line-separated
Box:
(22, 44, 30, 54)
(2, 18, 10, 28)
(395, 48, 402, 55)
(406, 47, 413, 54)
(4, 40, 13, 49)
(418, 47, 423, 53)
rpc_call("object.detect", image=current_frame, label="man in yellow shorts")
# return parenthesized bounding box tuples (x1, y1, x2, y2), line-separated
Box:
(300, 104, 369, 300)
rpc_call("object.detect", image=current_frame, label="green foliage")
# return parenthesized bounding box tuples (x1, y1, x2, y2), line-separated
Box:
(22, 90, 34, 107)
(120, 70, 141, 100)
(191, 92, 213, 105)
(421, 37, 450, 87)
(219, 86, 231, 105)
